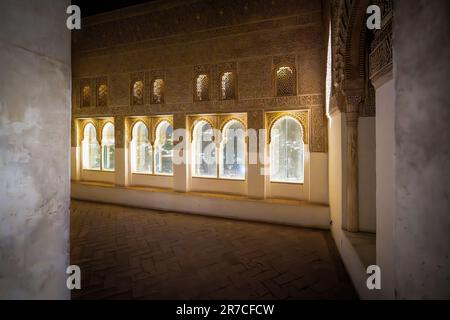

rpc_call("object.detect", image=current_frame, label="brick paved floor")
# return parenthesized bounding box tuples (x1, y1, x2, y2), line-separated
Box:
(70, 200, 356, 300)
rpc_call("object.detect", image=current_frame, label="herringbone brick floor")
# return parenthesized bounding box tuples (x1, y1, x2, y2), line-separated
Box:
(70, 200, 356, 300)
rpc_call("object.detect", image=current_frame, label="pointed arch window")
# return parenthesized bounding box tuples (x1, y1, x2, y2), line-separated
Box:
(195, 74, 209, 101)
(154, 121, 173, 175)
(275, 66, 295, 96)
(97, 83, 108, 107)
(152, 78, 164, 104)
(132, 80, 144, 105)
(192, 121, 216, 177)
(220, 72, 235, 100)
(270, 116, 304, 183)
(82, 123, 100, 170)
(82, 85, 91, 108)
(131, 122, 152, 174)
(219, 120, 245, 179)
(101, 123, 115, 171)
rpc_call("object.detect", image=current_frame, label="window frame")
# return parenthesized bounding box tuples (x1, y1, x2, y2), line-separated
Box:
(96, 81, 108, 107)
(101, 122, 115, 172)
(153, 120, 174, 176)
(82, 122, 101, 171)
(130, 121, 153, 175)
(274, 63, 297, 97)
(151, 78, 165, 104)
(218, 119, 246, 181)
(131, 79, 145, 106)
(191, 120, 218, 178)
(269, 115, 305, 184)
(219, 71, 236, 100)
(194, 73, 210, 102)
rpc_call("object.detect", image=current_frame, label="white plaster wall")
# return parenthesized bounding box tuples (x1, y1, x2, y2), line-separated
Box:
(375, 78, 396, 299)
(310, 152, 329, 204)
(80, 170, 115, 184)
(328, 111, 379, 299)
(358, 117, 376, 233)
(190, 178, 247, 196)
(392, 0, 450, 299)
(72, 182, 331, 229)
(0, 0, 71, 299)
(131, 174, 173, 189)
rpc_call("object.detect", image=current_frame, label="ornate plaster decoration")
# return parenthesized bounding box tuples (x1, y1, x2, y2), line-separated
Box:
(266, 110, 309, 145)
(96, 77, 108, 107)
(369, 0, 393, 85)
(126, 115, 173, 144)
(74, 117, 114, 147)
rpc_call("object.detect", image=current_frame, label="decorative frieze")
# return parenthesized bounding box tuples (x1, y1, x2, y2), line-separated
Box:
(369, 0, 393, 84)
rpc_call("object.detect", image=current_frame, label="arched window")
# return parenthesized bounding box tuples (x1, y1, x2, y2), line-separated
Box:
(221, 72, 235, 100)
(82, 85, 91, 108)
(270, 116, 304, 183)
(97, 83, 108, 106)
(154, 121, 173, 175)
(131, 122, 152, 174)
(132, 80, 144, 105)
(276, 66, 295, 96)
(152, 79, 164, 104)
(195, 74, 209, 101)
(192, 121, 216, 177)
(101, 123, 115, 171)
(82, 123, 100, 170)
(219, 120, 245, 179)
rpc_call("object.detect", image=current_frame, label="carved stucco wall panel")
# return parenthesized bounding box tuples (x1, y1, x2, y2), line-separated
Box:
(238, 57, 273, 100)
(110, 73, 130, 107)
(165, 66, 193, 105)
(72, 0, 327, 153)
(297, 48, 324, 95)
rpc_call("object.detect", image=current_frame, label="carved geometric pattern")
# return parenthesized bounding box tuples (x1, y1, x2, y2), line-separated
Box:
(370, 16, 393, 83)
(130, 73, 145, 106)
(188, 113, 247, 142)
(75, 117, 114, 147)
(127, 115, 173, 144)
(212, 62, 237, 101)
(96, 77, 108, 107)
(151, 70, 165, 104)
(266, 110, 309, 145)
(80, 78, 95, 108)
(310, 105, 326, 153)
(275, 66, 296, 96)
(273, 55, 297, 97)
(194, 74, 209, 102)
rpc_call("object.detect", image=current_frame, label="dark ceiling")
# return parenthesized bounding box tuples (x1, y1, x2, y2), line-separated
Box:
(72, 0, 157, 17)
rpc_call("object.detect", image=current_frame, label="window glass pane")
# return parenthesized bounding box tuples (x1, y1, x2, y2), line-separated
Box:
(132, 122, 152, 173)
(220, 121, 245, 179)
(82, 124, 100, 170)
(102, 123, 115, 171)
(270, 117, 304, 183)
(155, 121, 173, 174)
(193, 121, 216, 177)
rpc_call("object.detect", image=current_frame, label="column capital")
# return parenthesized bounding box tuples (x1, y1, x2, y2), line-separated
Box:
(345, 95, 362, 114)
